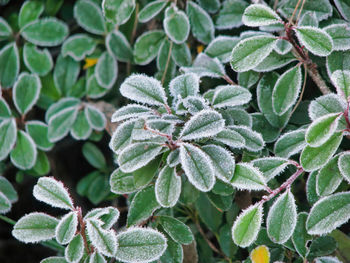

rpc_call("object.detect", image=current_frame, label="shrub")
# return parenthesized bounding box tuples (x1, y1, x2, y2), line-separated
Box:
(0, 0, 350, 262)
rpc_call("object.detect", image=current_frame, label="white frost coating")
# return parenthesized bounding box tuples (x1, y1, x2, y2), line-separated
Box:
(65, 234, 84, 263)
(115, 227, 167, 263)
(155, 165, 181, 207)
(84, 105, 107, 131)
(212, 85, 252, 108)
(163, 6, 190, 44)
(324, 24, 350, 51)
(167, 148, 180, 167)
(89, 252, 106, 263)
(316, 155, 343, 196)
(230, 163, 266, 191)
(242, 4, 281, 27)
(205, 36, 239, 63)
(61, 34, 96, 61)
(23, 44, 53, 76)
(45, 97, 80, 123)
(230, 125, 265, 152)
(338, 152, 350, 183)
(308, 93, 346, 121)
(0, 192, 11, 214)
(274, 129, 307, 158)
(315, 256, 342, 263)
(179, 143, 215, 192)
(331, 70, 350, 100)
(183, 96, 208, 114)
(109, 119, 136, 154)
(0, 118, 17, 161)
(267, 190, 297, 244)
(12, 212, 58, 243)
(85, 206, 120, 230)
(111, 104, 153, 123)
(74, 0, 105, 35)
(95, 51, 118, 89)
(214, 128, 245, 149)
(274, 39, 292, 55)
(55, 211, 78, 245)
(169, 73, 200, 101)
(33, 177, 74, 210)
(86, 219, 117, 257)
(10, 130, 37, 170)
(181, 53, 226, 78)
(179, 109, 224, 140)
(120, 74, 167, 106)
(231, 204, 263, 247)
(251, 157, 289, 181)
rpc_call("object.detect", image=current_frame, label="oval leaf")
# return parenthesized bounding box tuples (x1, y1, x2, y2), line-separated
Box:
(155, 165, 181, 208)
(242, 4, 281, 27)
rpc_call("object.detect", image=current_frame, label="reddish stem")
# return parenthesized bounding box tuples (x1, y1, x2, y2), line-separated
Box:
(77, 207, 90, 254)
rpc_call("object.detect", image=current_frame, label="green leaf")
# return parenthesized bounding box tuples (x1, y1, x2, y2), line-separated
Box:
(133, 30, 165, 65)
(179, 143, 215, 192)
(48, 106, 78, 143)
(160, 238, 183, 263)
(230, 35, 278, 72)
(0, 118, 17, 161)
(158, 216, 194, 244)
(324, 24, 350, 51)
(181, 53, 225, 78)
(292, 212, 312, 258)
(133, 156, 161, 189)
(164, 5, 189, 44)
(26, 121, 54, 151)
(327, 51, 350, 78)
(213, 128, 245, 148)
(230, 126, 265, 152)
(111, 104, 152, 123)
(0, 192, 11, 214)
(84, 105, 106, 131)
(251, 113, 281, 143)
(220, 108, 252, 127)
(102, 0, 135, 25)
(109, 168, 139, 194)
(331, 70, 350, 100)
(127, 185, 160, 226)
(317, 155, 343, 197)
(251, 157, 289, 182)
(207, 192, 233, 211)
(274, 129, 306, 157)
(254, 50, 297, 72)
(116, 227, 167, 263)
(195, 192, 222, 232)
(169, 73, 199, 100)
(23, 43, 53, 76)
(238, 70, 259, 89)
(86, 75, 108, 99)
(106, 30, 133, 62)
(231, 204, 263, 247)
(138, 0, 167, 23)
(212, 85, 251, 109)
(172, 43, 192, 66)
(295, 26, 333, 56)
(186, 1, 214, 44)
(0, 97, 11, 119)
(70, 110, 92, 140)
(12, 212, 58, 243)
(95, 51, 117, 89)
(215, 0, 248, 29)
(307, 236, 337, 261)
(74, 0, 105, 35)
(65, 234, 84, 263)
(299, 11, 318, 27)
(56, 211, 78, 245)
(300, 132, 343, 172)
(18, 0, 44, 28)
(275, 39, 293, 55)
(307, 192, 350, 235)
(41, 257, 68, 263)
(0, 43, 19, 88)
(242, 4, 281, 27)
(339, 152, 350, 183)
(0, 17, 12, 38)
(267, 190, 297, 244)
(21, 18, 68, 46)
(315, 257, 342, 263)
(13, 73, 41, 115)
(205, 36, 239, 63)
(62, 34, 96, 61)
(30, 150, 50, 176)
(155, 165, 181, 208)
(109, 119, 135, 154)
(307, 171, 320, 206)
(45, 98, 80, 123)
(230, 163, 266, 191)
(89, 252, 106, 263)
(10, 130, 37, 170)
(82, 142, 106, 170)
(0, 176, 18, 203)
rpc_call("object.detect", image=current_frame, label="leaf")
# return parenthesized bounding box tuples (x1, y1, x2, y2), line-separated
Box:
(230, 125, 265, 152)
(158, 216, 194, 244)
(0, 42, 20, 87)
(205, 36, 239, 63)
(179, 143, 215, 192)
(195, 192, 222, 232)
(202, 144, 235, 183)
(0, 192, 11, 214)
(70, 110, 92, 140)
(62, 34, 96, 61)
(324, 24, 350, 51)
(167, 149, 180, 167)
(251, 157, 289, 182)
(171, 43, 192, 67)
(138, 0, 167, 23)
(86, 75, 108, 99)
(65, 234, 84, 263)
(33, 177, 74, 210)
(300, 132, 343, 172)
(21, 18, 68, 46)
(230, 35, 278, 72)
(220, 108, 252, 127)
(56, 211, 78, 245)
(0, 176, 18, 203)
(169, 73, 199, 100)
(74, 0, 105, 35)
(120, 74, 167, 106)
(48, 106, 78, 143)
(25, 121, 53, 151)
(307, 171, 320, 206)
(0, 119, 17, 161)
(231, 204, 263, 247)
(155, 165, 181, 208)
(315, 257, 342, 263)
(133, 30, 165, 65)
(186, 1, 214, 44)
(23, 43, 53, 76)
(89, 252, 106, 263)
(109, 168, 139, 194)
(163, 5, 189, 44)
(12, 212, 58, 243)
(109, 119, 135, 154)
(306, 192, 350, 235)
(41, 257, 68, 263)
(0, 98, 11, 119)
(251, 113, 281, 143)
(230, 163, 266, 191)
(106, 30, 133, 62)
(181, 53, 225, 78)
(133, 156, 161, 188)
(95, 51, 117, 89)
(82, 142, 107, 170)
(127, 185, 160, 226)
(10, 130, 37, 170)
(215, 0, 248, 29)
(238, 70, 259, 89)
(180, 110, 224, 140)
(111, 104, 152, 123)
(102, 0, 135, 25)
(299, 11, 319, 27)
(254, 50, 297, 72)
(331, 70, 350, 100)
(53, 54, 80, 95)
(18, 0, 44, 28)
(307, 236, 337, 261)
(212, 85, 251, 109)
(292, 212, 312, 258)
(274, 129, 307, 157)
(160, 238, 183, 263)
(242, 4, 281, 27)
(213, 128, 245, 148)
(267, 190, 297, 244)
(86, 219, 117, 257)
(116, 227, 167, 263)
(295, 26, 333, 56)
(0, 17, 12, 38)
(84, 105, 106, 131)
(13, 73, 41, 115)
(339, 152, 350, 183)
(250, 245, 270, 263)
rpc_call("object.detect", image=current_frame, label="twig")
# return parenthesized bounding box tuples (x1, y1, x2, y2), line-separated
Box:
(307, 65, 331, 94)
(273, 0, 279, 10)
(77, 207, 91, 254)
(222, 74, 237, 85)
(295, 0, 307, 24)
(288, 0, 302, 24)
(0, 215, 16, 225)
(161, 41, 174, 85)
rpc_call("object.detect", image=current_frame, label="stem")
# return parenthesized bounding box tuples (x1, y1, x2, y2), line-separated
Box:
(343, 100, 350, 128)
(161, 41, 174, 85)
(0, 215, 16, 225)
(77, 207, 90, 254)
(295, 0, 307, 24)
(288, 0, 302, 24)
(307, 65, 331, 94)
(222, 74, 237, 85)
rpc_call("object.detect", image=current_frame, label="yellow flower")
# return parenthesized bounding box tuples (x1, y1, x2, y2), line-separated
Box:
(197, 45, 204, 54)
(83, 58, 99, 69)
(250, 245, 270, 263)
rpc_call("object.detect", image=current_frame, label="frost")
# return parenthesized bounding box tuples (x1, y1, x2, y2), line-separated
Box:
(324, 24, 350, 51)
(251, 157, 289, 182)
(10, 130, 37, 170)
(221, 108, 253, 127)
(212, 85, 252, 108)
(205, 36, 240, 63)
(33, 177, 74, 210)
(229, 125, 265, 152)
(183, 96, 208, 114)
(0, 118, 17, 161)
(84, 105, 106, 131)
(315, 256, 342, 263)
(338, 152, 350, 183)
(89, 252, 106, 263)
(181, 53, 225, 78)
(230, 163, 266, 191)
(0, 192, 11, 214)
(274, 39, 292, 55)
(167, 148, 180, 167)
(0, 176, 18, 203)
(45, 98, 80, 123)
(316, 155, 343, 196)
(95, 51, 117, 89)
(158, 216, 194, 244)
(163, 5, 190, 44)
(213, 128, 245, 148)
(331, 70, 350, 100)
(61, 34, 96, 61)
(111, 104, 153, 123)
(109, 168, 139, 194)
(74, 0, 106, 35)
(274, 129, 306, 158)
(242, 4, 281, 27)
(55, 211, 78, 245)
(109, 119, 136, 154)
(65, 234, 84, 263)
(155, 165, 181, 208)
(169, 73, 200, 101)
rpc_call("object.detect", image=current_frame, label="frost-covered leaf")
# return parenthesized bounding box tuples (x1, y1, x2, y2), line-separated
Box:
(82, 142, 106, 171)
(86, 75, 109, 99)
(292, 212, 312, 258)
(307, 171, 320, 206)
(120, 74, 167, 106)
(12, 212, 58, 243)
(205, 36, 239, 63)
(238, 70, 259, 89)
(56, 211, 78, 245)
(274, 129, 307, 158)
(232, 204, 263, 247)
(172, 43, 192, 67)
(169, 73, 199, 100)
(186, 1, 214, 44)
(167, 149, 180, 167)
(158, 216, 194, 244)
(85, 207, 120, 230)
(300, 132, 343, 172)
(10, 130, 37, 170)
(138, 0, 167, 23)
(18, 0, 44, 28)
(298, 11, 318, 27)
(0, 98, 11, 119)
(155, 165, 181, 208)
(84, 105, 106, 131)
(109, 119, 135, 154)
(253, 51, 296, 72)
(242, 4, 281, 27)
(0, 176, 18, 203)
(213, 128, 245, 148)
(220, 108, 252, 127)
(71, 111, 92, 140)
(62, 34, 96, 61)
(202, 144, 235, 183)
(215, 0, 248, 29)
(275, 39, 292, 55)
(106, 30, 133, 62)
(230, 163, 266, 191)
(267, 190, 297, 244)
(182, 96, 208, 114)
(180, 110, 224, 140)
(331, 70, 350, 100)
(0, 17, 12, 38)
(315, 256, 342, 263)
(334, 0, 350, 21)
(33, 177, 74, 210)
(23, 43, 53, 76)
(251, 157, 289, 182)
(0, 192, 11, 214)
(181, 53, 225, 78)
(251, 113, 281, 143)
(0, 118, 17, 161)
(339, 152, 350, 183)
(159, 238, 183, 263)
(102, 0, 135, 25)
(95, 51, 117, 89)
(25, 121, 53, 151)
(48, 106, 78, 143)
(54, 55, 80, 96)
(109, 168, 138, 194)
(324, 24, 350, 51)
(21, 18, 68, 46)
(295, 26, 333, 56)
(179, 143, 215, 192)
(230, 126, 265, 152)
(13, 73, 41, 115)
(40, 257, 68, 263)
(230, 35, 278, 72)
(111, 104, 152, 123)
(116, 227, 167, 263)
(163, 5, 189, 44)
(306, 192, 350, 235)
(0, 43, 20, 88)
(89, 252, 106, 263)
(212, 85, 252, 108)
(74, 0, 105, 35)
(317, 155, 343, 196)
(65, 234, 84, 263)
(133, 30, 165, 65)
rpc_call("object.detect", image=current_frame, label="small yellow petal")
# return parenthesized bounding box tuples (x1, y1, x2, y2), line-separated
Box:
(83, 58, 99, 69)
(197, 45, 204, 54)
(250, 245, 270, 263)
